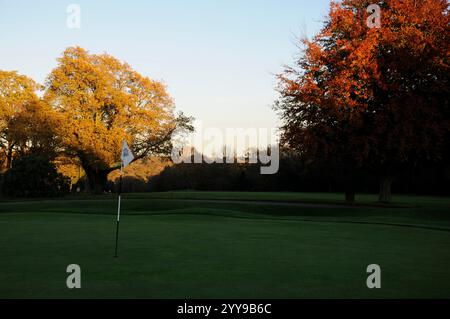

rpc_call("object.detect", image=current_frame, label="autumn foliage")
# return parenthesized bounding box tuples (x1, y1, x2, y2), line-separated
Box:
(0, 71, 41, 169)
(1, 47, 193, 194)
(1, 1, 449, 199)
(276, 0, 449, 202)
(43, 47, 192, 192)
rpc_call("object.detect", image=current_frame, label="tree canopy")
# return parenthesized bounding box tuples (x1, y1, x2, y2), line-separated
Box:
(0, 71, 42, 170)
(44, 47, 193, 192)
(276, 0, 449, 202)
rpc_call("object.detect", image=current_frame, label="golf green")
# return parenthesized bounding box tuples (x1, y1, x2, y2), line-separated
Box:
(0, 193, 449, 298)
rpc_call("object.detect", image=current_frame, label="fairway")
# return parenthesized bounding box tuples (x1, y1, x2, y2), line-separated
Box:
(1, 192, 450, 299)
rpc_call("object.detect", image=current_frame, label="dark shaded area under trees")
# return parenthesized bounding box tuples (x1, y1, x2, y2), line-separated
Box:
(112, 150, 450, 197)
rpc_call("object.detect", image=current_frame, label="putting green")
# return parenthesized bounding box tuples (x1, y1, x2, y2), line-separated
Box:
(0, 194, 449, 298)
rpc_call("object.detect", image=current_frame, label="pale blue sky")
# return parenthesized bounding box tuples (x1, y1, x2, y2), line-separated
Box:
(0, 0, 330, 138)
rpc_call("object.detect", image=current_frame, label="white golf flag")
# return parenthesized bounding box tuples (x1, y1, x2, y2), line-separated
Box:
(121, 140, 134, 168)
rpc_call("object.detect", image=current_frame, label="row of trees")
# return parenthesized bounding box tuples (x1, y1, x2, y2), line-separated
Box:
(0, 47, 193, 195)
(134, 0, 450, 203)
(1, 0, 448, 203)
(140, 149, 448, 196)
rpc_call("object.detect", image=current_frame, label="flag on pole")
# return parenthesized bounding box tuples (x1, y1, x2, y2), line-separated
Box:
(121, 140, 134, 168)
(115, 140, 134, 258)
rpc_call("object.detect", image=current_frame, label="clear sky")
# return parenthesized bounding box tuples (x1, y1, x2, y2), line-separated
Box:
(0, 0, 330, 149)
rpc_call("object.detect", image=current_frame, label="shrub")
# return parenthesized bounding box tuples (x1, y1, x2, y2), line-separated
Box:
(1, 155, 70, 198)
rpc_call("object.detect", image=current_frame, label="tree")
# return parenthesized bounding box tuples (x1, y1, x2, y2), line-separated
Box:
(44, 47, 193, 193)
(0, 71, 40, 171)
(1, 155, 70, 198)
(275, 0, 449, 202)
(8, 100, 62, 159)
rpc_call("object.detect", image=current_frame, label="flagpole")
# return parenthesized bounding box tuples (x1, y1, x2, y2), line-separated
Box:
(114, 162, 123, 258)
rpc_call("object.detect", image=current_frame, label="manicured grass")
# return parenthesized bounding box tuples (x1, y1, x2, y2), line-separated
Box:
(3, 191, 450, 208)
(0, 192, 449, 298)
(131, 191, 450, 208)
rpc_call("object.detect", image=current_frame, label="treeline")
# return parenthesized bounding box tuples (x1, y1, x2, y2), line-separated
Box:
(2, 0, 449, 203)
(110, 150, 450, 196)
(2, 149, 448, 198)
(0, 155, 71, 198)
(0, 48, 193, 198)
(0, 156, 169, 198)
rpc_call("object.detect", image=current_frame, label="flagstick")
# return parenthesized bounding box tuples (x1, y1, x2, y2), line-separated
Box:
(114, 163, 123, 258)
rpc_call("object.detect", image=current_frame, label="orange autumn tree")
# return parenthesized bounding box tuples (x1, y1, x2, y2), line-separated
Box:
(0, 71, 42, 170)
(44, 47, 193, 192)
(276, 0, 449, 202)
(7, 100, 62, 159)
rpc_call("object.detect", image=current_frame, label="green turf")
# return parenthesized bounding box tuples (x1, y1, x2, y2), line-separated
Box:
(130, 191, 450, 208)
(0, 192, 449, 298)
(5, 191, 447, 208)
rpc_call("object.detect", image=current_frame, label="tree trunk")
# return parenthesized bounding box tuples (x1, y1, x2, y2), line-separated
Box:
(5, 143, 13, 169)
(379, 176, 393, 203)
(84, 167, 110, 194)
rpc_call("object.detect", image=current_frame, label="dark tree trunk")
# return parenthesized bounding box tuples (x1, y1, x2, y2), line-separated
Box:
(5, 143, 13, 169)
(84, 167, 110, 194)
(379, 176, 393, 203)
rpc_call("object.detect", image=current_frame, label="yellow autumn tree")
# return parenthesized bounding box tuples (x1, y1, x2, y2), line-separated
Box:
(44, 47, 193, 192)
(0, 71, 41, 170)
(9, 100, 63, 158)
